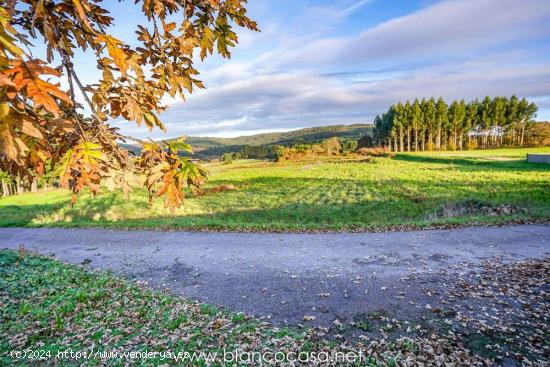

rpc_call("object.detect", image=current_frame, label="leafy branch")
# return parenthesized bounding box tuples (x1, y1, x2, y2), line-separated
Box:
(0, 0, 258, 209)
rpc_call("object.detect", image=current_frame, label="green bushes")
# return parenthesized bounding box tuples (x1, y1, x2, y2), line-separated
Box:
(275, 138, 350, 161)
(221, 153, 233, 164)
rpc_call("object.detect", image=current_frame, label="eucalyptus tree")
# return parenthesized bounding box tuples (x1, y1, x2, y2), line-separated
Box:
(448, 100, 467, 149)
(384, 110, 398, 151)
(491, 96, 508, 146)
(372, 96, 538, 151)
(518, 99, 538, 145)
(403, 100, 412, 151)
(394, 102, 405, 152)
(411, 98, 423, 151)
(479, 97, 493, 147)
(464, 100, 479, 148)
(435, 97, 448, 150)
(505, 95, 520, 145)
(373, 115, 383, 146)
(423, 97, 437, 150)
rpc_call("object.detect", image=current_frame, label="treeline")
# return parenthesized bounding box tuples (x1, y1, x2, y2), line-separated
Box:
(0, 170, 55, 196)
(273, 138, 358, 161)
(374, 96, 538, 151)
(220, 145, 278, 162)
(220, 138, 361, 163)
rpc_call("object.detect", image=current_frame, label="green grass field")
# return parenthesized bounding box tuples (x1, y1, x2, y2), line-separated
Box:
(1, 147, 549, 231)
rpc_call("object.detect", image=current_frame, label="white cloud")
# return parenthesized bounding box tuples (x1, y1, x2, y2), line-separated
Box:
(271, 0, 550, 70)
(117, 56, 550, 139)
(115, 0, 550, 138)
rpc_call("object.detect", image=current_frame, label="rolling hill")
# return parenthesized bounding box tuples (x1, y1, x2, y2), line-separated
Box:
(184, 124, 373, 157)
(121, 124, 374, 158)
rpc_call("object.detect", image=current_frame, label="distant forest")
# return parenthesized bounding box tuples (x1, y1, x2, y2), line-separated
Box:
(373, 96, 538, 151)
(183, 124, 373, 158)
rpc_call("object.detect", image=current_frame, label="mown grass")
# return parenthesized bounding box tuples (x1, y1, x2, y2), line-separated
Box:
(0, 249, 484, 366)
(0, 147, 549, 231)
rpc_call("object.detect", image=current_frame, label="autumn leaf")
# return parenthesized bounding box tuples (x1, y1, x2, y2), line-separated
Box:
(0, 105, 43, 163)
(74, 141, 104, 165)
(95, 35, 128, 74)
(0, 8, 23, 57)
(71, 0, 92, 29)
(200, 28, 214, 60)
(12, 114, 43, 139)
(55, 148, 74, 187)
(5, 59, 71, 116)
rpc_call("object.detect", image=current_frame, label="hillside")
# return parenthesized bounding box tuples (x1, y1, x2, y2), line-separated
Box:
(184, 124, 373, 157)
(121, 124, 373, 157)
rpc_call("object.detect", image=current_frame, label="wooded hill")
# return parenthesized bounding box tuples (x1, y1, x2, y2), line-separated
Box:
(162, 124, 373, 158)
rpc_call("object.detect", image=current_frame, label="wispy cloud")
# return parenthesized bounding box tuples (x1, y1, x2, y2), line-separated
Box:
(120, 56, 550, 139)
(271, 0, 550, 70)
(115, 0, 550, 138)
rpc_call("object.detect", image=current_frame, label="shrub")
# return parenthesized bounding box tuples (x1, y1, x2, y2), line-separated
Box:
(357, 135, 375, 149)
(356, 147, 392, 157)
(467, 140, 478, 150)
(342, 139, 358, 152)
(447, 141, 457, 151)
(322, 137, 342, 155)
(221, 153, 233, 164)
(525, 122, 550, 146)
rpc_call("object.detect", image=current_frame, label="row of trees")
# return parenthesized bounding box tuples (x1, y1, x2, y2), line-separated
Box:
(373, 96, 538, 151)
(219, 139, 360, 162)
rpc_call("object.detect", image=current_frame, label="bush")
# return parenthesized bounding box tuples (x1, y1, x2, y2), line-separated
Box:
(525, 122, 550, 146)
(221, 153, 233, 164)
(467, 139, 478, 150)
(356, 147, 392, 157)
(322, 137, 342, 155)
(342, 139, 358, 153)
(357, 135, 374, 149)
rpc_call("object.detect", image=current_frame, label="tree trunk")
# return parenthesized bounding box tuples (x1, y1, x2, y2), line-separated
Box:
(421, 132, 426, 151)
(414, 129, 418, 151)
(436, 127, 441, 150)
(453, 130, 457, 149)
(1, 179, 8, 196)
(31, 178, 38, 193)
(16, 178, 23, 195)
(407, 129, 411, 152)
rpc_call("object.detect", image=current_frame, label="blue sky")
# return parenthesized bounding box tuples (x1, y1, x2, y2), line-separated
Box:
(71, 0, 550, 138)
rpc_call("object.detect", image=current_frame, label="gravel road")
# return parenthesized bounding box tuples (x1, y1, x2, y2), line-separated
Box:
(1, 225, 548, 328)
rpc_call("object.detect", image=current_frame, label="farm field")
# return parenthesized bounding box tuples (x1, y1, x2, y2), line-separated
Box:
(0, 147, 549, 231)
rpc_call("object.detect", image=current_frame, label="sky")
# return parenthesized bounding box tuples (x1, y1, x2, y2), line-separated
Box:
(69, 0, 550, 138)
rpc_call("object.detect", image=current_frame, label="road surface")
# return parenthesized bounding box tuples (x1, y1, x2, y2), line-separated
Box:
(0, 225, 548, 327)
